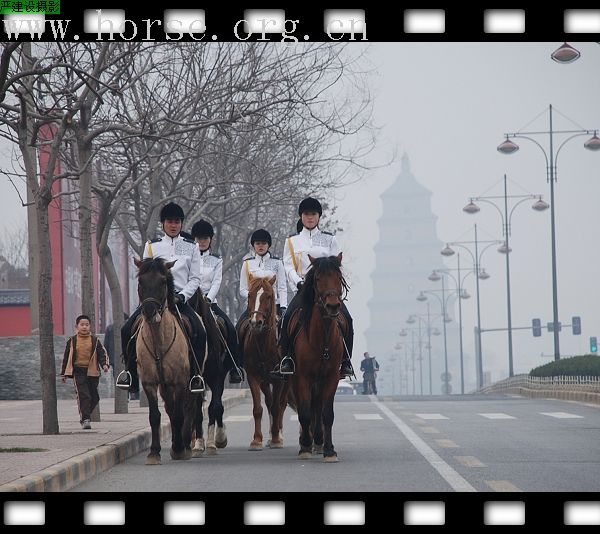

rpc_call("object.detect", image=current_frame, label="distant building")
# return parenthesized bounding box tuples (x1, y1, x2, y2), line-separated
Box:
(364, 154, 460, 395)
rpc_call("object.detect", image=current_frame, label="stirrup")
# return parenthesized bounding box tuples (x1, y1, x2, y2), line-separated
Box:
(115, 370, 131, 390)
(279, 356, 295, 375)
(189, 374, 205, 394)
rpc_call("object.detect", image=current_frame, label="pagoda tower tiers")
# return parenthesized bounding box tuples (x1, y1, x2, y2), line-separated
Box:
(365, 154, 460, 395)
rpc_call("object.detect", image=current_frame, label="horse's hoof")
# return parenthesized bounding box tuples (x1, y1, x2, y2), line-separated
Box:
(248, 440, 263, 451)
(298, 451, 312, 460)
(192, 449, 204, 458)
(268, 439, 284, 449)
(183, 448, 192, 460)
(323, 454, 339, 463)
(215, 437, 227, 449)
(215, 427, 227, 448)
(205, 446, 217, 456)
(312, 445, 324, 455)
(146, 453, 161, 465)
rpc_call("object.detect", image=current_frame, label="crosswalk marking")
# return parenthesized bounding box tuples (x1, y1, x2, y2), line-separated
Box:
(224, 415, 253, 422)
(416, 413, 449, 420)
(540, 412, 584, 419)
(479, 413, 516, 419)
(455, 456, 486, 468)
(435, 439, 459, 448)
(486, 480, 523, 492)
(290, 414, 298, 421)
(354, 414, 383, 420)
(420, 426, 440, 434)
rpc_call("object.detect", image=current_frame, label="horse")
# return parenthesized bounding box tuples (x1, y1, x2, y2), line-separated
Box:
(287, 253, 349, 462)
(188, 290, 234, 456)
(134, 257, 198, 464)
(236, 274, 286, 451)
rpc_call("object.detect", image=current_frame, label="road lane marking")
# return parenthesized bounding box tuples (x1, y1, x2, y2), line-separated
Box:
(486, 480, 523, 492)
(353, 414, 383, 420)
(224, 415, 253, 422)
(455, 456, 486, 468)
(416, 413, 449, 420)
(479, 413, 516, 419)
(290, 414, 298, 421)
(410, 418, 427, 425)
(421, 427, 440, 434)
(540, 412, 584, 419)
(372, 400, 476, 492)
(435, 439, 459, 448)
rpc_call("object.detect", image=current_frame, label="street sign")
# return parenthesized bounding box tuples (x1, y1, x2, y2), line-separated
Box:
(441, 383, 452, 395)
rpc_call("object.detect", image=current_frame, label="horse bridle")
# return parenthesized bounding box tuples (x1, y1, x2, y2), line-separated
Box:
(141, 297, 166, 321)
(316, 289, 343, 319)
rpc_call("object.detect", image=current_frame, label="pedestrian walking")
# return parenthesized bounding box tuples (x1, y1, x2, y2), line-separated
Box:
(60, 314, 110, 429)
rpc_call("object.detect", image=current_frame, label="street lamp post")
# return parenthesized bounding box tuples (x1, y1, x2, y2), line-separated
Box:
(464, 175, 548, 376)
(441, 226, 503, 389)
(411, 303, 442, 395)
(498, 105, 600, 360)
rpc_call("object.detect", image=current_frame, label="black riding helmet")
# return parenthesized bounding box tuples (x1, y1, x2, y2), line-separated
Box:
(298, 197, 322, 216)
(251, 229, 272, 247)
(160, 202, 185, 221)
(191, 219, 215, 239)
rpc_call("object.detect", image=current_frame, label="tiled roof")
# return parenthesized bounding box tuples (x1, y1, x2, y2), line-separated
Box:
(0, 289, 30, 305)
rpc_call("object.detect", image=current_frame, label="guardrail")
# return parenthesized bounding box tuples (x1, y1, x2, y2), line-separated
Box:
(477, 373, 600, 405)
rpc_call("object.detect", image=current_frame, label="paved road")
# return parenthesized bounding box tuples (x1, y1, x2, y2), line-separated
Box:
(72, 394, 600, 492)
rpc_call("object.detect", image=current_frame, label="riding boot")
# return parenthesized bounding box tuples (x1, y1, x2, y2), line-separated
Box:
(340, 357, 354, 378)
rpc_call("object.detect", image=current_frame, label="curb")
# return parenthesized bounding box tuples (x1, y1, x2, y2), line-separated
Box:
(0, 390, 249, 493)
(484, 386, 600, 405)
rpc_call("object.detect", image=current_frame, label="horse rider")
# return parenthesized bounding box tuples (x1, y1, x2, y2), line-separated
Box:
(274, 197, 354, 378)
(190, 219, 244, 384)
(238, 228, 288, 331)
(116, 202, 206, 393)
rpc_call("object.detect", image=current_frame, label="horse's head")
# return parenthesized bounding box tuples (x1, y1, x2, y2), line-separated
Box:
(247, 274, 276, 332)
(307, 253, 346, 319)
(134, 257, 176, 323)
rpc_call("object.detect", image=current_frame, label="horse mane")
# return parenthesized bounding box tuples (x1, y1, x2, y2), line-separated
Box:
(137, 257, 175, 309)
(300, 256, 349, 326)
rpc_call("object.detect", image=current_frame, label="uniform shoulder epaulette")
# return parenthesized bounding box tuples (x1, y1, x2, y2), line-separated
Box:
(321, 231, 334, 236)
(211, 253, 221, 259)
(149, 237, 162, 243)
(182, 237, 195, 244)
(180, 231, 194, 241)
(287, 234, 297, 238)
(242, 254, 253, 261)
(270, 255, 281, 260)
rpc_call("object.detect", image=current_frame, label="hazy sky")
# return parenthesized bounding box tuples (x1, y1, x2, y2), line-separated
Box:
(1, 42, 599, 390)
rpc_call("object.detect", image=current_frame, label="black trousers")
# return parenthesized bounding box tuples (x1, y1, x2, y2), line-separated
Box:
(210, 302, 242, 367)
(278, 292, 354, 359)
(121, 301, 207, 391)
(73, 367, 100, 423)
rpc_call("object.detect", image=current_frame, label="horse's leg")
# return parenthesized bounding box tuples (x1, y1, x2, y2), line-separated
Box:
(248, 375, 264, 451)
(181, 391, 195, 461)
(311, 386, 324, 455)
(268, 381, 284, 448)
(144, 384, 162, 465)
(322, 383, 338, 462)
(192, 393, 205, 457)
(294, 378, 313, 459)
(277, 380, 290, 439)
(213, 371, 227, 449)
(169, 387, 187, 460)
(260, 381, 273, 445)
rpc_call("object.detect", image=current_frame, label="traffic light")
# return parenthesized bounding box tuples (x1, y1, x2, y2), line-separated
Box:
(591, 337, 598, 354)
(572, 316, 581, 336)
(532, 318, 542, 337)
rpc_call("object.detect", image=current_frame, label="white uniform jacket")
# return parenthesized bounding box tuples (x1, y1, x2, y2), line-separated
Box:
(198, 249, 222, 303)
(239, 251, 288, 307)
(283, 227, 341, 294)
(143, 234, 201, 302)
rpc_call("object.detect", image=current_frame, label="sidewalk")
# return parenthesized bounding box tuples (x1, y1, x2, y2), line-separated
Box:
(0, 389, 250, 492)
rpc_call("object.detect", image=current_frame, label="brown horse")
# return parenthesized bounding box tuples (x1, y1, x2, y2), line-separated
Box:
(134, 257, 196, 464)
(237, 275, 286, 451)
(288, 253, 349, 462)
